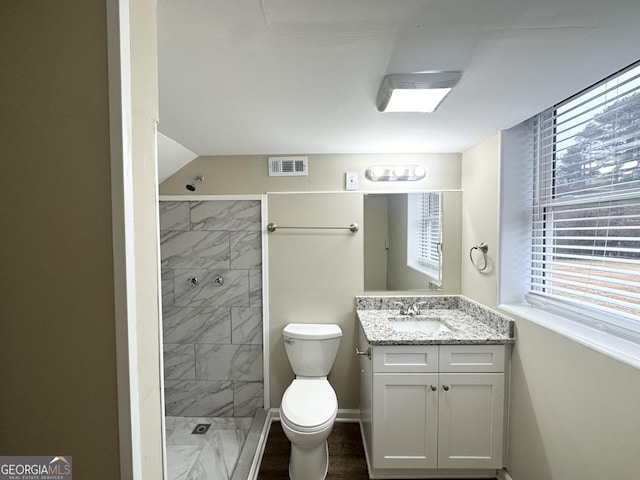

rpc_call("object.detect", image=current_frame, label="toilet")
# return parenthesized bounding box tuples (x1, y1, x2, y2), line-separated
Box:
(280, 323, 342, 480)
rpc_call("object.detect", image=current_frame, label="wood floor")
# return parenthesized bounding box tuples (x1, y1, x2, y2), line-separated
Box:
(257, 421, 370, 479)
(257, 421, 498, 479)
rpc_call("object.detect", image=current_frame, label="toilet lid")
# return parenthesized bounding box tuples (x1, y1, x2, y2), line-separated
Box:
(283, 323, 342, 340)
(281, 379, 337, 429)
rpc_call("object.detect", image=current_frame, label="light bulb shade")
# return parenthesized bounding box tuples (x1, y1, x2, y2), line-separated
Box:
(365, 165, 427, 182)
(376, 72, 462, 113)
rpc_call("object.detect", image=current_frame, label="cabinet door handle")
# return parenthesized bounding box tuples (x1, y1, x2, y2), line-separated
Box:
(430, 385, 437, 391)
(442, 385, 450, 391)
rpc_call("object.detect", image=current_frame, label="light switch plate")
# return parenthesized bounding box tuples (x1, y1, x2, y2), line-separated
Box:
(345, 171, 358, 190)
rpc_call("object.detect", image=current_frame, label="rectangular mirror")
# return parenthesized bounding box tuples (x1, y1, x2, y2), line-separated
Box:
(363, 191, 462, 292)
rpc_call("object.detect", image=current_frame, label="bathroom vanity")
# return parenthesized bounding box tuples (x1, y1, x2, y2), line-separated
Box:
(356, 296, 515, 479)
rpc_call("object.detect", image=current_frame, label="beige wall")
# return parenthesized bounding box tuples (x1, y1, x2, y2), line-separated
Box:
(0, 1, 162, 476)
(462, 134, 640, 480)
(267, 193, 364, 408)
(0, 1, 120, 476)
(162, 129, 640, 478)
(461, 134, 500, 306)
(508, 314, 640, 479)
(160, 153, 461, 194)
(161, 153, 461, 409)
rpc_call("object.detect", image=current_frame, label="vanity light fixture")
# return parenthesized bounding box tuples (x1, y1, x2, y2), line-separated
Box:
(376, 71, 462, 113)
(365, 165, 426, 182)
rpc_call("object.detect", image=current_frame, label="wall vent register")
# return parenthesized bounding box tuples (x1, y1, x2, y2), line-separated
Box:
(268, 156, 308, 176)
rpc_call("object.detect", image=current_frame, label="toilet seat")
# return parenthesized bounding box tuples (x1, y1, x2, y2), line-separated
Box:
(281, 379, 337, 432)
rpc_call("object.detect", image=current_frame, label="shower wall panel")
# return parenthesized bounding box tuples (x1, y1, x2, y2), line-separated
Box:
(160, 200, 264, 417)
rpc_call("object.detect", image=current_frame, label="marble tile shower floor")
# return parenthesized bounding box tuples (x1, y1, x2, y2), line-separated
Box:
(165, 416, 253, 480)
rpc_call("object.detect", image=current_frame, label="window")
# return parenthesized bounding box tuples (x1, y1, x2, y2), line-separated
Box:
(407, 192, 442, 281)
(528, 62, 640, 340)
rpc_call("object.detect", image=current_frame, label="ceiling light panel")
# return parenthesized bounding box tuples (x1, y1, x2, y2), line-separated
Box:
(377, 72, 462, 113)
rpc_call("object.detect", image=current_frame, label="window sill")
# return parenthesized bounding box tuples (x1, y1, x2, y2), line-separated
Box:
(499, 303, 640, 370)
(407, 262, 439, 282)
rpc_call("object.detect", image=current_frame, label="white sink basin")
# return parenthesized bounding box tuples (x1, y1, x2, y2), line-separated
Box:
(388, 316, 451, 333)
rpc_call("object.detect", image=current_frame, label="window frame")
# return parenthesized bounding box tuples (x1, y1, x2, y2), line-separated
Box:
(527, 65, 640, 342)
(406, 192, 443, 282)
(499, 61, 640, 367)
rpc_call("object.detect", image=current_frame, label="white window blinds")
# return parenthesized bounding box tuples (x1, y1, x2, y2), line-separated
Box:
(408, 192, 442, 275)
(529, 62, 640, 338)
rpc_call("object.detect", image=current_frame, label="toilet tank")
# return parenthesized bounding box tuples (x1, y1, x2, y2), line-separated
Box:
(283, 323, 342, 377)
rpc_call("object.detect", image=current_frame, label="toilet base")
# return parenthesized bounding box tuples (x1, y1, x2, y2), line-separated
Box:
(289, 439, 329, 480)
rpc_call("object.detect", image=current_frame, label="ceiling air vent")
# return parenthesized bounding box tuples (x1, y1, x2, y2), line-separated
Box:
(268, 156, 308, 176)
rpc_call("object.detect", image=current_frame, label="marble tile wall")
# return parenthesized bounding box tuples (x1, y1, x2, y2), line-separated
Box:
(160, 200, 264, 417)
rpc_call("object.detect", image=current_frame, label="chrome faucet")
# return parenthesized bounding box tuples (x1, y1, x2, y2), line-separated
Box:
(394, 301, 427, 316)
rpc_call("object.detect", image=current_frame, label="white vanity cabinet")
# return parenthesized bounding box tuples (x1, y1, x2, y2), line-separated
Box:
(359, 327, 507, 478)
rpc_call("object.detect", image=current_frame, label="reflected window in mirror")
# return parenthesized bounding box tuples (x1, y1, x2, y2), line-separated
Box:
(363, 192, 460, 293)
(407, 192, 442, 284)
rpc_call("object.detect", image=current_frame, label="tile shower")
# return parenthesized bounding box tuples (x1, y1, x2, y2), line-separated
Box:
(159, 199, 264, 479)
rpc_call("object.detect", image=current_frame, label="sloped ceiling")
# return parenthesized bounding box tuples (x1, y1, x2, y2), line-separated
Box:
(157, 0, 640, 159)
(157, 132, 198, 182)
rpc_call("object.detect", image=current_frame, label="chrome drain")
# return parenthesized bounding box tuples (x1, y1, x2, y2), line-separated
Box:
(191, 424, 211, 435)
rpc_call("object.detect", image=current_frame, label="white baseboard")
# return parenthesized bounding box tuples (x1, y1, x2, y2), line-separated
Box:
(497, 469, 513, 480)
(245, 408, 359, 479)
(336, 408, 360, 422)
(266, 407, 280, 419)
(250, 410, 511, 480)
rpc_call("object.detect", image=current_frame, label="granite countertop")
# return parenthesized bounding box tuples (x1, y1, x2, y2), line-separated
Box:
(357, 295, 515, 346)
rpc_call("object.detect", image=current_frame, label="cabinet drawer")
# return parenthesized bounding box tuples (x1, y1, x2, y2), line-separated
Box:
(439, 345, 505, 373)
(373, 345, 439, 373)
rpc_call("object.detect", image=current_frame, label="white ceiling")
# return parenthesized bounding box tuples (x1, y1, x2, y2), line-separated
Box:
(157, 132, 197, 182)
(157, 0, 640, 162)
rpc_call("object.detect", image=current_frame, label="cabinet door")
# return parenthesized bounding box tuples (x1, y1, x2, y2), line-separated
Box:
(372, 373, 438, 469)
(437, 373, 505, 469)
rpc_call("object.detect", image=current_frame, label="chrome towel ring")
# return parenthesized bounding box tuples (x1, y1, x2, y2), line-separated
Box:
(470, 242, 489, 271)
